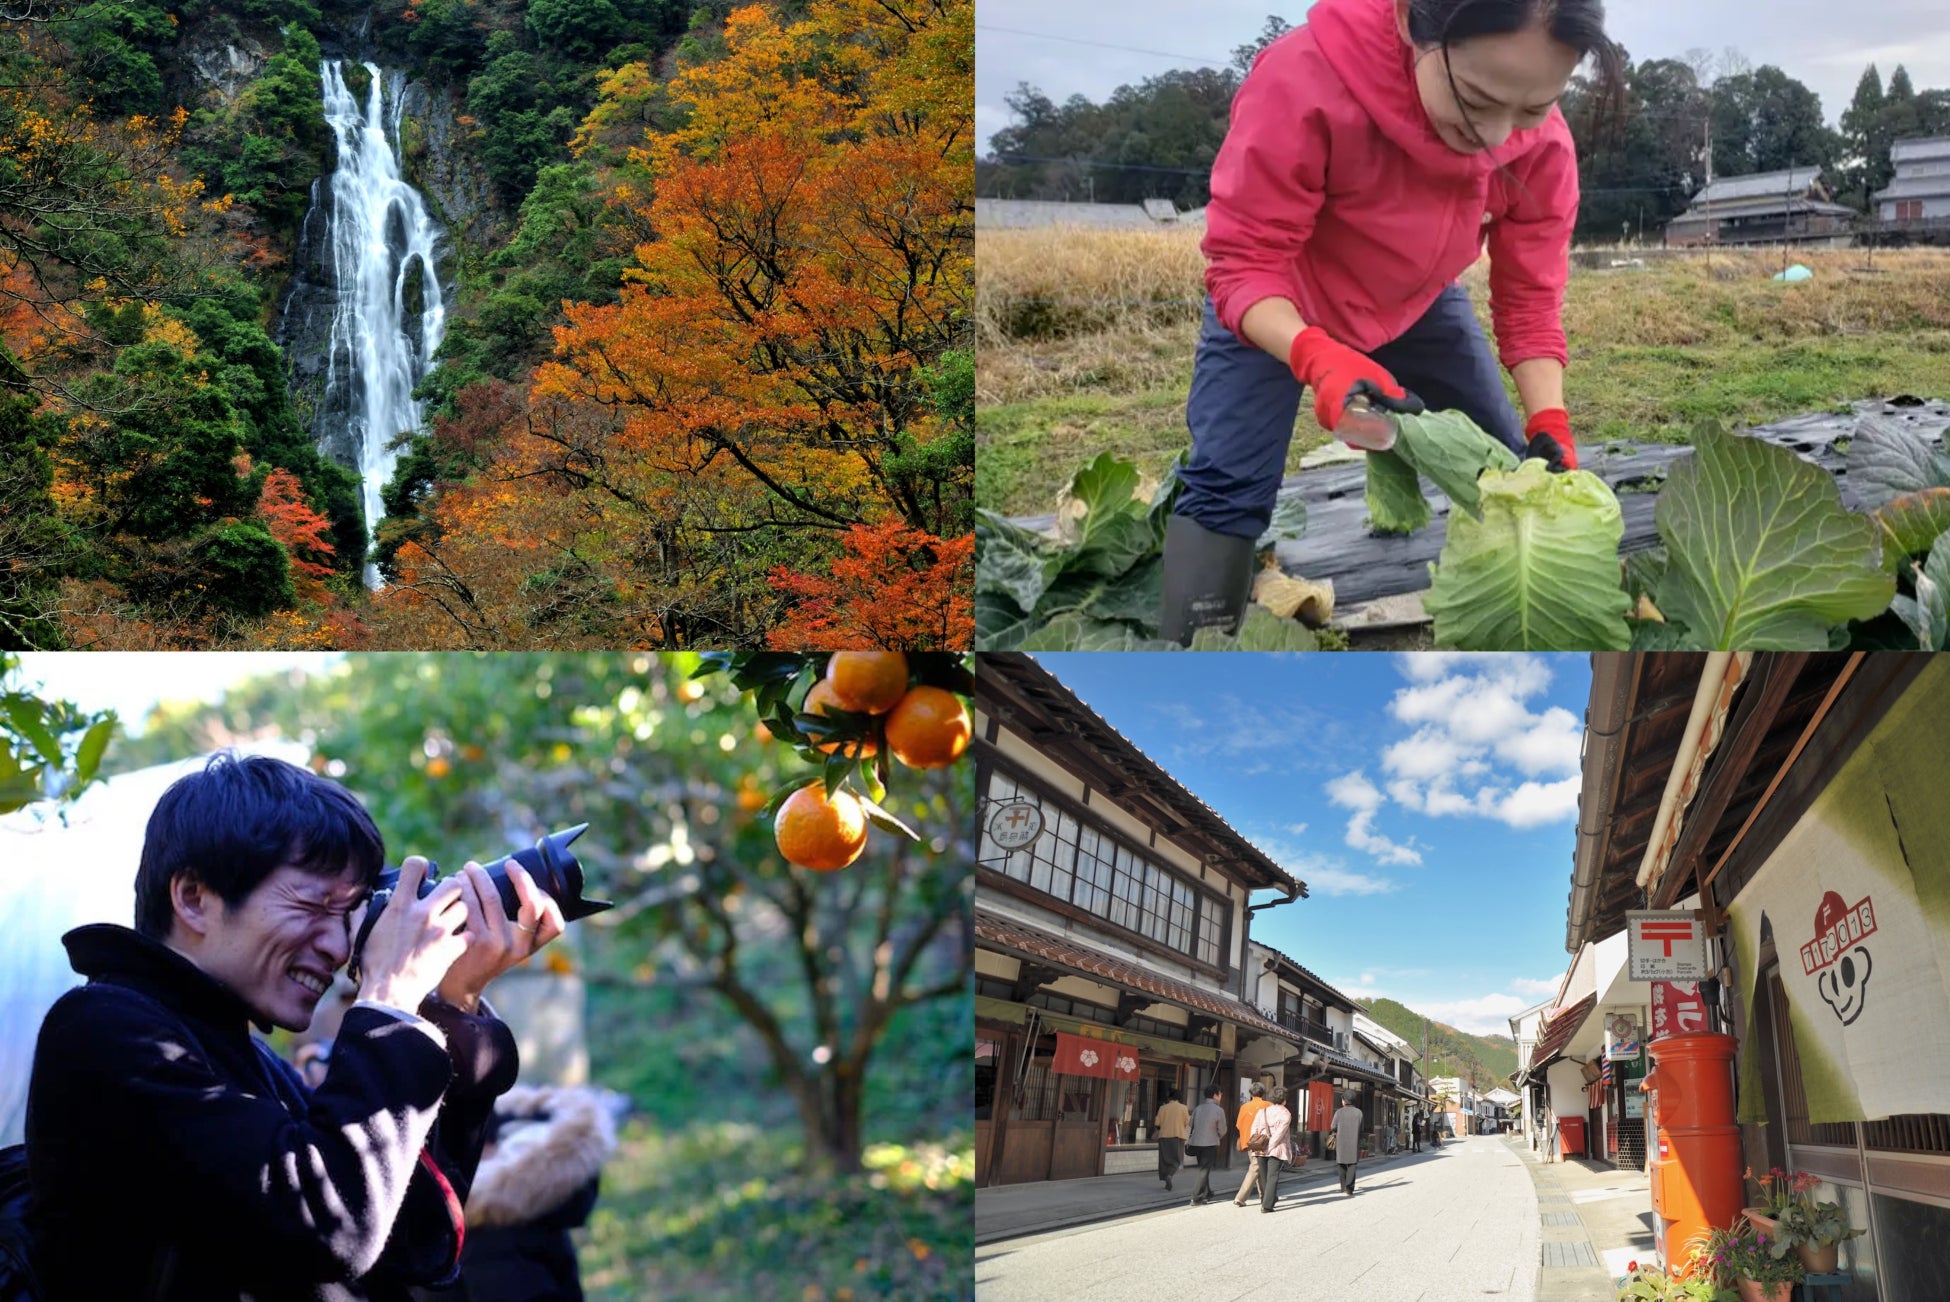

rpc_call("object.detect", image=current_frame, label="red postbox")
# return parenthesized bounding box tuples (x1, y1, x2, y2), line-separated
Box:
(1643, 1031, 1744, 1277)
(1557, 1116, 1586, 1156)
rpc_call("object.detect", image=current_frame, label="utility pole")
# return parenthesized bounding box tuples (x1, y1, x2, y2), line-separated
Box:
(1703, 112, 1714, 269)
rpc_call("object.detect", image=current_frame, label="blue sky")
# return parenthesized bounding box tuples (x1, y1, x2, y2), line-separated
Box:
(1027, 652, 1592, 1037)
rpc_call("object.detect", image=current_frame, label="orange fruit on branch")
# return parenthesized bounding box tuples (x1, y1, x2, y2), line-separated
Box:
(775, 783, 869, 871)
(826, 652, 909, 715)
(803, 679, 878, 758)
(884, 686, 971, 770)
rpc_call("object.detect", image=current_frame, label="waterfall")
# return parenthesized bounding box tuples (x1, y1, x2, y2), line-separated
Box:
(315, 59, 446, 587)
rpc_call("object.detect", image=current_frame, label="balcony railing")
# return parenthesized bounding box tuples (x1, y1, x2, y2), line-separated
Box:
(1269, 1008, 1347, 1052)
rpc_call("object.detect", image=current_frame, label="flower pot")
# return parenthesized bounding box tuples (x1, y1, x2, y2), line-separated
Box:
(1735, 1279, 1795, 1302)
(1742, 1208, 1780, 1238)
(1797, 1241, 1840, 1274)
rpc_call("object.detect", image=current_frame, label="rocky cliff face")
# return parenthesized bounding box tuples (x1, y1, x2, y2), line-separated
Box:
(275, 64, 507, 473)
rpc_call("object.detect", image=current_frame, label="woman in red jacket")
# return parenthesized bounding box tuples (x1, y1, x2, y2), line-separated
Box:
(1160, 0, 1622, 641)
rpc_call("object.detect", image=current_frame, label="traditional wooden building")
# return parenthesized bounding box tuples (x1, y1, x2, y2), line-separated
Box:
(1663, 167, 1857, 247)
(1565, 651, 1950, 1296)
(973, 654, 1306, 1186)
(1875, 136, 1950, 223)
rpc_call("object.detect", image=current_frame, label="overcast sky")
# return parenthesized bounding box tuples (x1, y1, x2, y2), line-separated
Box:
(977, 0, 1950, 156)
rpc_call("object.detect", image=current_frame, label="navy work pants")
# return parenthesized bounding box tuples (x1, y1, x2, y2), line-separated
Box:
(1175, 285, 1524, 539)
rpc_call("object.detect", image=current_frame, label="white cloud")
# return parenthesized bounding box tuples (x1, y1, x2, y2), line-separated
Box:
(1284, 822, 1308, 836)
(1345, 807, 1423, 866)
(1374, 657, 1583, 830)
(1415, 992, 1532, 1037)
(1325, 770, 1383, 811)
(1248, 839, 1399, 897)
(1326, 771, 1421, 864)
(1510, 976, 1563, 999)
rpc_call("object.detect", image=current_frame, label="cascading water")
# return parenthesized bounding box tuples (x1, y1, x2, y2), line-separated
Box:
(313, 59, 447, 587)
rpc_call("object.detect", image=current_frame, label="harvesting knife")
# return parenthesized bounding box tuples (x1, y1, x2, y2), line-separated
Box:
(1337, 382, 1426, 453)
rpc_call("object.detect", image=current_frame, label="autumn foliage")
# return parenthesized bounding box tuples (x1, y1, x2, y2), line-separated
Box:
(377, 0, 974, 649)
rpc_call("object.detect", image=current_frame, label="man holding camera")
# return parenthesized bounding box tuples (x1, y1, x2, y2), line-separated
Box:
(24, 753, 567, 1301)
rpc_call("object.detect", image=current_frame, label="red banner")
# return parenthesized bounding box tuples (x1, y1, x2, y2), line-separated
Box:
(1308, 1081, 1334, 1131)
(1051, 1031, 1113, 1079)
(1650, 981, 1706, 1039)
(1107, 1044, 1139, 1081)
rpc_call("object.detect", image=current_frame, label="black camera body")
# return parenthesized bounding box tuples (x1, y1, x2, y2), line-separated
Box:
(347, 824, 611, 983)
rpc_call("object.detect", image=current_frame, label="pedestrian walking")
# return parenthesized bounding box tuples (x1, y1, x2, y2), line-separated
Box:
(1231, 1082, 1271, 1206)
(1249, 1086, 1296, 1212)
(1186, 1084, 1226, 1205)
(1154, 1089, 1190, 1193)
(1333, 1097, 1364, 1195)
(1157, 0, 1624, 641)
(1412, 1112, 1424, 1152)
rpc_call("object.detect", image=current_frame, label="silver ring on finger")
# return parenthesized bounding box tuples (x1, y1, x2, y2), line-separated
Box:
(516, 921, 536, 934)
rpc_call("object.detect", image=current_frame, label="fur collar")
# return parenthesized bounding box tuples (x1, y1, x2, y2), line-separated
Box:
(465, 1085, 622, 1227)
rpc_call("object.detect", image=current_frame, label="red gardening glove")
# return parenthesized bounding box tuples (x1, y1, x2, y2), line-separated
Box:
(1524, 408, 1578, 472)
(1287, 327, 1422, 432)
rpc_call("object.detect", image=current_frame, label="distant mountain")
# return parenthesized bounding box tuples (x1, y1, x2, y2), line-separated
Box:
(1360, 997, 1519, 1090)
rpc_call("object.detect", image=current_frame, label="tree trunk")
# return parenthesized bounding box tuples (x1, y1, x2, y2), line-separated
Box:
(793, 1064, 867, 1175)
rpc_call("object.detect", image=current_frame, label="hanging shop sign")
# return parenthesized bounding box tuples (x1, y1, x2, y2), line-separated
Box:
(1627, 910, 1710, 981)
(987, 800, 1045, 850)
(1650, 981, 1707, 1039)
(1605, 1012, 1644, 1061)
(1727, 658, 1950, 1123)
(1051, 1031, 1140, 1080)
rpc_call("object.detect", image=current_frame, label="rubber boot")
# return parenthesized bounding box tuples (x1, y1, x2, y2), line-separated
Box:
(1159, 513, 1255, 644)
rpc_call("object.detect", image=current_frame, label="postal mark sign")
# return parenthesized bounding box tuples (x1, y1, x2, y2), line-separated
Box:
(1628, 910, 1709, 982)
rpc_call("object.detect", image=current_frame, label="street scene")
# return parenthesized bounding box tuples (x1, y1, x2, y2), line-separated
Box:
(972, 652, 1950, 1301)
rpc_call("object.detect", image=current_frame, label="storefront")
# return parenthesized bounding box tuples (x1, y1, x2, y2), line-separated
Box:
(973, 655, 1306, 1188)
(1568, 651, 1950, 1299)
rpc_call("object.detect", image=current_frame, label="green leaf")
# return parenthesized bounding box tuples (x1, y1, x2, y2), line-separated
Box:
(1188, 606, 1319, 651)
(975, 592, 1036, 651)
(1847, 414, 1950, 512)
(1390, 409, 1520, 518)
(0, 746, 41, 814)
(1425, 460, 1633, 650)
(1061, 451, 1142, 550)
(1365, 450, 1431, 534)
(1629, 619, 1696, 651)
(858, 756, 887, 804)
(1656, 426, 1895, 650)
(1871, 486, 1950, 571)
(1623, 548, 1669, 603)
(74, 717, 113, 788)
(976, 510, 1063, 612)
(1077, 555, 1163, 626)
(1018, 613, 1174, 651)
(4, 696, 63, 768)
(857, 793, 921, 842)
(1068, 509, 1156, 579)
(1255, 493, 1308, 549)
(690, 652, 738, 679)
(822, 750, 852, 798)
(1893, 538, 1950, 649)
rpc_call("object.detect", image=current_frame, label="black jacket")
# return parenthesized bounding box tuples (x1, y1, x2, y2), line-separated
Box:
(25, 925, 518, 1302)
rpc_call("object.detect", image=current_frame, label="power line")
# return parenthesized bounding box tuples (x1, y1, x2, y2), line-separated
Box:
(975, 23, 1233, 68)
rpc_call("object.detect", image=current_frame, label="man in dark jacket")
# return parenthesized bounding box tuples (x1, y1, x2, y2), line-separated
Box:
(24, 752, 568, 1301)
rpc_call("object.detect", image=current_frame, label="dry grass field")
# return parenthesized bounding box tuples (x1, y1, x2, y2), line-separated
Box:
(976, 228, 1950, 517)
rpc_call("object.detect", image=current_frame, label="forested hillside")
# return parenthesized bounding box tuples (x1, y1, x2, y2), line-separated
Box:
(1361, 997, 1520, 1090)
(0, 0, 972, 649)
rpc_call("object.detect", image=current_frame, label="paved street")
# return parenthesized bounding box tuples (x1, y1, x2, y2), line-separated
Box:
(975, 1135, 1540, 1302)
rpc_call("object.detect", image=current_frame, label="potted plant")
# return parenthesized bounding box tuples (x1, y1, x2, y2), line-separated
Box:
(1774, 1197, 1863, 1274)
(1615, 1258, 1736, 1301)
(1722, 1223, 1805, 1302)
(1740, 1167, 1809, 1238)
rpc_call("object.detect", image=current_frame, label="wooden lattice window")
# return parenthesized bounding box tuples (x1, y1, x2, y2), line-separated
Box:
(1769, 971, 1858, 1147)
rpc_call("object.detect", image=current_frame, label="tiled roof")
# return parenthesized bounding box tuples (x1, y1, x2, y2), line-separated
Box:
(1252, 939, 1360, 1008)
(1691, 167, 1823, 205)
(1522, 994, 1598, 1075)
(976, 907, 1301, 1046)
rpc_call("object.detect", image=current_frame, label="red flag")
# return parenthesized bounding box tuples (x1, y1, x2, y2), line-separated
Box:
(1051, 1031, 1113, 1078)
(1308, 1081, 1334, 1131)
